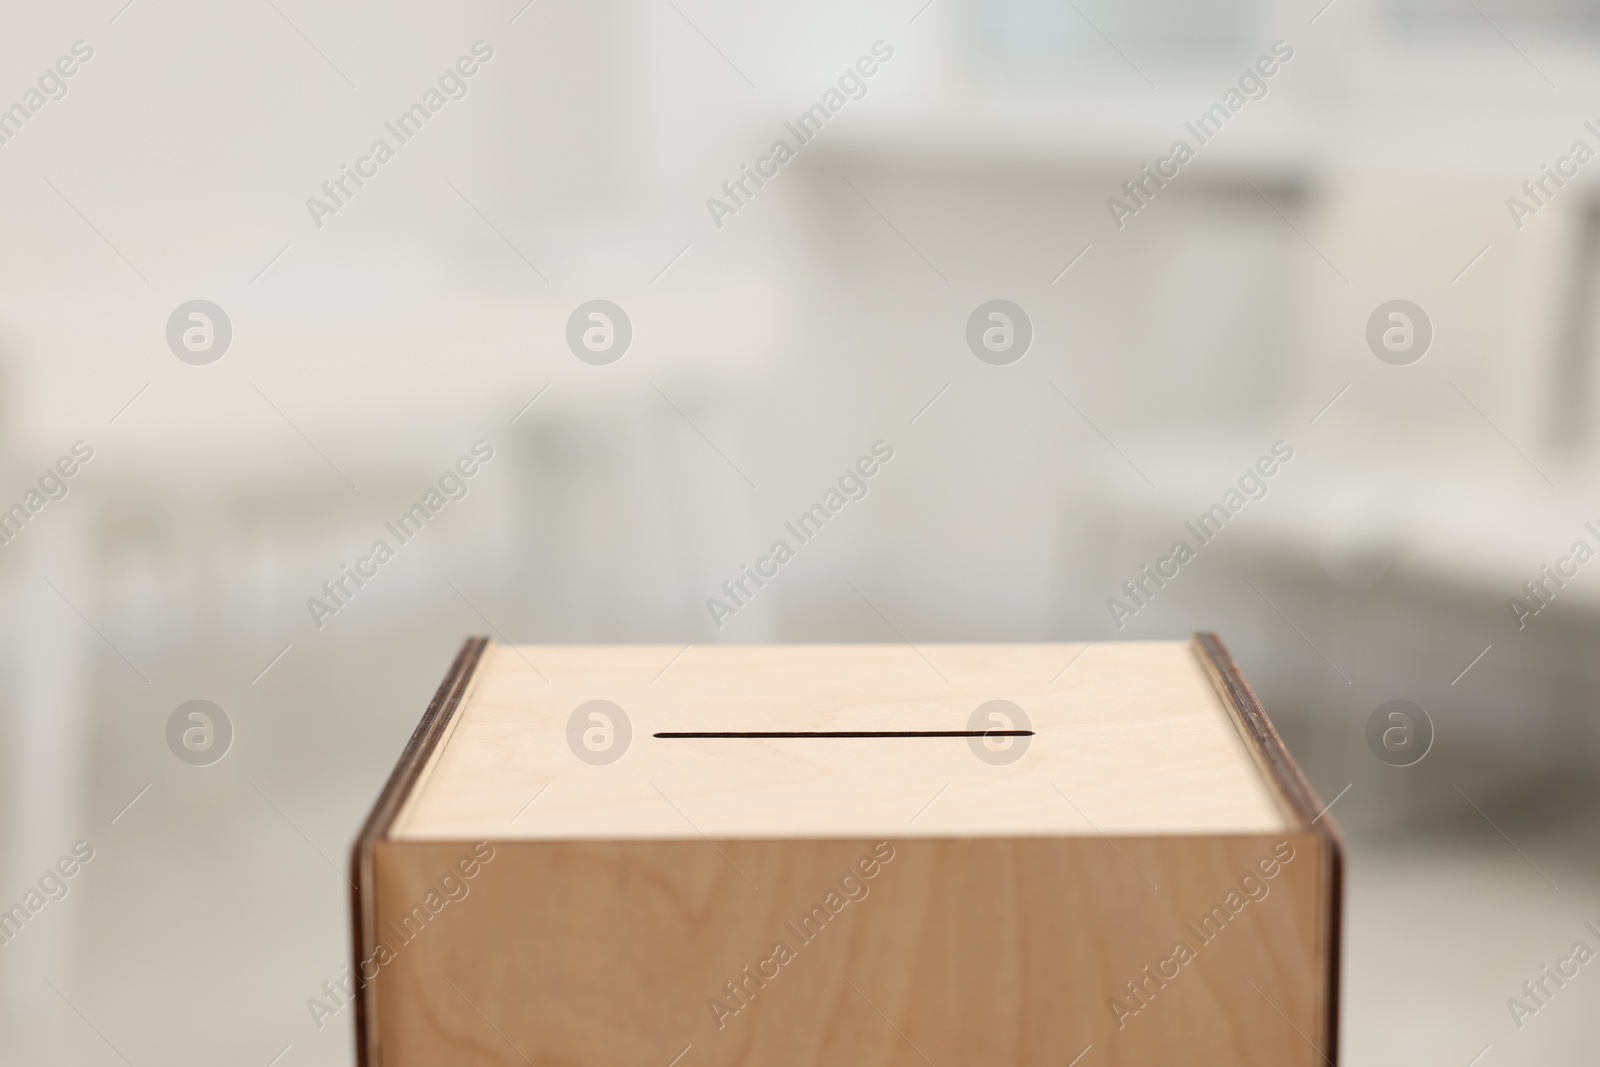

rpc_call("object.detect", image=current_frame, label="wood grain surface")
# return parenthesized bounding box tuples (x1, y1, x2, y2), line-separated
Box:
(390, 641, 1287, 840)
(369, 833, 1332, 1067)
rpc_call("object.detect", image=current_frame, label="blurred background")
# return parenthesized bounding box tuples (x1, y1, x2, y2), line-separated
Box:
(1, 0, 1598, 1062)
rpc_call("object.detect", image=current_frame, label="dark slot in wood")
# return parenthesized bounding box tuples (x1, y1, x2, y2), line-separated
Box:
(654, 729, 1034, 738)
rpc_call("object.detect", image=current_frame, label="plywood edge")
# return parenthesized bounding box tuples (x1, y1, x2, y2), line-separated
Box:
(1190, 631, 1343, 1065)
(348, 635, 491, 1067)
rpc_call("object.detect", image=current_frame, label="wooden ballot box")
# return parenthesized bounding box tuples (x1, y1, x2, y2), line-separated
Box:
(351, 634, 1341, 1066)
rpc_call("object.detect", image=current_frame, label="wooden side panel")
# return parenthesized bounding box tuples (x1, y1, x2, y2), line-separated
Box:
(1193, 631, 1344, 1063)
(350, 636, 489, 1067)
(368, 834, 1332, 1067)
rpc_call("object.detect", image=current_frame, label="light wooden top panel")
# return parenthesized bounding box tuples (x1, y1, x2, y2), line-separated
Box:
(389, 641, 1289, 840)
